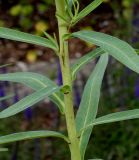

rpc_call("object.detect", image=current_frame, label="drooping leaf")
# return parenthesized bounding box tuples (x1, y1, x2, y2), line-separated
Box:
(71, 47, 104, 80)
(0, 86, 61, 118)
(0, 27, 57, 51)
(0, 130, 69, 144)
(0, 72, 64, 113)
(0, 148, 8, 152)
(76, 54, 108, 159)
(0, 72, 54, 90)
(72, 31, 139, 74)
(72, 0, 103, 25)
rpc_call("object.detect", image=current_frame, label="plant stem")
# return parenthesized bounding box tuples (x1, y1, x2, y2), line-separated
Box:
(55, 1, 81, 160)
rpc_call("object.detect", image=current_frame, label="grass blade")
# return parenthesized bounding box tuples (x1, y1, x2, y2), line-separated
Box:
(76, 54, 108, 159)
(0, 130, 69, 144)
(72, 31, 139, 74)
(71, 47, 105, 80)
(0, 86, 61, 118)
(0, 27, 57, 51)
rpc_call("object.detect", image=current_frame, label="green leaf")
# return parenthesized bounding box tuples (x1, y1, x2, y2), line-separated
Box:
(65, 0, 74, 18)
(76, 54, 108, 159)
(43, 31, 59, 50)
(0, 27, 57, 51)
(79, 109, 139, 134)
(71, 47, 105, 80)
(0, 72, 54, 90)
(0, 94, 14, 101)
(0, 72, 64, 113)
(0, 86, 61, 118)
(0, 148, 8, 152)
(72, 0, 103, 25)
(94, 109, 139, 125)
(0, 130, 69, 144)
(66, 0, 73, 9)
(72, 31, 139, 74)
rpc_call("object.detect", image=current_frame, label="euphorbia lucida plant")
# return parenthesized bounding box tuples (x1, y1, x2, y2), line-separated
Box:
(0, 0, 139, 159)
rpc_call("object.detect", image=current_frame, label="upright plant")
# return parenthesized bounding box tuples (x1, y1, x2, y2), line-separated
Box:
(0, 0, 139, 159)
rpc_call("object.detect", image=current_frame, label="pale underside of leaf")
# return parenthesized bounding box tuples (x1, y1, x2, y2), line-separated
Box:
(71, 47, 105, 80)
(72, 31, 139, 74)
(0, 72, 64, 113)
(0, 130, 69, 144)
(0, 86, 61, 118)
(0, 27, 57, 51)
(76, 54, 108, 159)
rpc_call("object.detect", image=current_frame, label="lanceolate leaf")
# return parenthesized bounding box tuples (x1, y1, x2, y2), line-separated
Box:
(79, 109, 139, 134)
(72, 31, 139, 74)
(0, 72, 55, 90)
(0, 131, 69, 144)
(0, 27, 57, 51)
(0, 86, 61, 118)
(0, 72, 64, 113)
(76, 54, 108, 159)
(71, 47, 105, 80)
(94, 109, 139, 125)
(72, 0, 103, 25)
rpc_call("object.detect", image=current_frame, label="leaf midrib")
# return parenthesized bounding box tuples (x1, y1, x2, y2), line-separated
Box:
(76, 32, 139, 72)
(79, 70, 99, 147)
(0, 27, 56, 50)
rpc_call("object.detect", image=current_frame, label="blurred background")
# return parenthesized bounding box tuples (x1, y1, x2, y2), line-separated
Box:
(0, 0, 139, 159)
